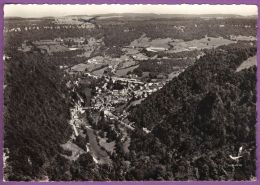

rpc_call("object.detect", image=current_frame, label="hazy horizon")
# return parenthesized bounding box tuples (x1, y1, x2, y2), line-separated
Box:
(4, 4, 258, 18)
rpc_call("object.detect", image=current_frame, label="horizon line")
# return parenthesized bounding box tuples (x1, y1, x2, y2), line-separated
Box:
(4, 13, 258, 19)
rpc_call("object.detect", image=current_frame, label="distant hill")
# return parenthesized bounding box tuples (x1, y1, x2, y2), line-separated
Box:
(5, 13, 256, 20)
(66, 13, 250, 20)
(4, 16, 24, 20)
(4, 16, 54, 20)
(67, 13, 245, 18)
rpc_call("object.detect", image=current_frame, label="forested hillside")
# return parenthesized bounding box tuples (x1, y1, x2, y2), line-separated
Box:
(127, 41, 256, 180)
(4, 52, 72, 180)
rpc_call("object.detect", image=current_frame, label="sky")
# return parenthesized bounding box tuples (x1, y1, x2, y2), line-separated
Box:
(4, 4, 258, 18)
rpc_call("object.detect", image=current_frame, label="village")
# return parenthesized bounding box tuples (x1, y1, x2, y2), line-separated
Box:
(67, 69, 166, 129)
(18, 36, 103, 55)
(60, 62, 169, 164)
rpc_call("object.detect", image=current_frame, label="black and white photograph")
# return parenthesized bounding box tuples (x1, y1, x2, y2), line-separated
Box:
(3, 4, 257, 181)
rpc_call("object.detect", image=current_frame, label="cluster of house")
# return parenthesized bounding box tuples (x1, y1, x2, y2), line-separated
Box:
(91, 76, 164, 113)
(54, 17, 96, 28)
(18, 36, 102, 55)
(174, 25, 186, 32)
(18, 39, 66, 54)
(4, 27, 22, 33)
(4, 24, 95, 33)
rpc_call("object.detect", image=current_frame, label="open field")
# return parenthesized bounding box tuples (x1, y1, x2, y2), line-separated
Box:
(168, 36, 236, 53)
(85, 127, 111, 164)
(115, 65, 140, 76)
(71, 63, 89, 72)
(129, 34, 172, 49)
(236, 55, 257, 72)
(128, 34, 240, 54)
(230, 35, 256, 41)
(61, 141, 86, 161)
(92, 67, 108, 76)
(98, 136, 115, 154)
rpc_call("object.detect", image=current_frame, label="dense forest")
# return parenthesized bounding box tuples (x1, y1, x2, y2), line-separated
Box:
(127, 41, 256, 180)
(132, 58, 193, 77)
(4, 52, 72, 180)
